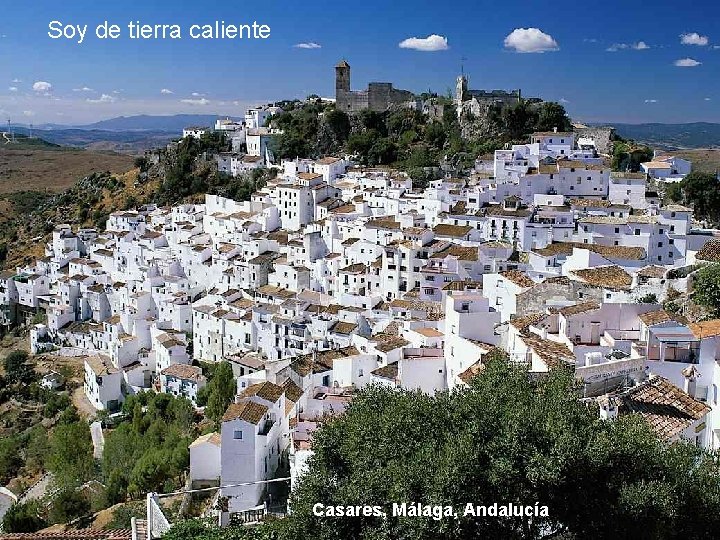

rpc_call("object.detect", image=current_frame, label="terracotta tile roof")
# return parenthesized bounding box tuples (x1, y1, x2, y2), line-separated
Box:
(662, 204, 691, 212)
(161, 364, 204, 382)
(689, 319, 720, 339)
(190, 432, 221, 448)
(571, 266, 632, 290)
(483, 205, 532, 218)
(339, 263, 366, 274)
(559, 302, 601, 317)
(569, 198, 611, 208)
(442, 280, 482, 291)
(617, 376, 710, 440)
(282, 379, 303, 403)
(240, 381, 284, 403)
(222, 400, 268, 424)
(374, 334, 410, 353)
(696, 239, 720, 262)
(290, 346, 360, 376)
(414, 327, 444, 338)
(331, 321, 358, 335)
(366, 219, 401, 230)
(534, 242, 645, 261)
(520, 332, 575, 369)
(637, 265, 666, 279)
(458, 358, 486, 383)
(500, 270, 535, 288)
(432, 224, 473, 238)
(638, 310, 674, 327)
(579, 216, 627, 225)
(248, 251, 278, 265)
(0, 530, 132, 539)
(510, 312, 549, 331)
(430, 244, 479, 261)
(371, 363, 398, 380)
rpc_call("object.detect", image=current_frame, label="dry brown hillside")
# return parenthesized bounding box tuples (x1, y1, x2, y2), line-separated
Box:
(0, 140, 134, 194)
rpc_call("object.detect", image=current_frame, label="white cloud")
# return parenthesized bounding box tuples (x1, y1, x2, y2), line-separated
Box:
(705, 97, 712, 101)
(607, 41, 649, 52)
(674, 57, 701, 67)
(22, 110, 34, 117)
(180, 98, 210, 105)
(606, 43, 628, 52)
(504, 28, 558, 53)
(559, 98, 570, 104)
(191, 92, 206, 97)
(8, 87, 17, 92)
(73, 86, 94, 92)
(160, 88, 174, 94)
(293, 42, 321, 49)
(644, 99, 659, 103)
(11, 78, 21, 83)
(681, 32, 709, 46)
(32, 81, 52, 93)
(87, 93, 117, 104)
(398, 34, 449, 52)
(112, 90, 122, 94)
(583, 38, 598, 43)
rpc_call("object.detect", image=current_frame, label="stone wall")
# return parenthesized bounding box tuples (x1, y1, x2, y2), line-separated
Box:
(516, 280, 602, 317)
(575, 126, 615, 155)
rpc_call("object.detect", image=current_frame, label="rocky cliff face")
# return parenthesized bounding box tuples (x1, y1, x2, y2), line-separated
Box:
(458, 101, 504, 140)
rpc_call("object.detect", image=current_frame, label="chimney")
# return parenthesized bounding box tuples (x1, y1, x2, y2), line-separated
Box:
(682, 365, 700, 397)
(598, 396, 618, 420)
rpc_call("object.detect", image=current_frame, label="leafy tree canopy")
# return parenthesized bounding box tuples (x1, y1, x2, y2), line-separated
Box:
(166, 358, 720, 540)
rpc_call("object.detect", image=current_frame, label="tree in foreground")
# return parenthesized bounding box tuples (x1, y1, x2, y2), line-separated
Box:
(205, 361, 237, 425)
(165, 359, 720, 540)
(692, 263, 720, 317)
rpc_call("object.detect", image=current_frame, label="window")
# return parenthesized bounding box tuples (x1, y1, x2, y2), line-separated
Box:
(233, 430, 243, 440)
(614, 227, 620, 234)
(634, 229, 640, 235)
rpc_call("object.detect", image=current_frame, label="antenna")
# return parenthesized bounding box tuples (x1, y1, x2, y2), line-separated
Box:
(460, 56, 467, 76)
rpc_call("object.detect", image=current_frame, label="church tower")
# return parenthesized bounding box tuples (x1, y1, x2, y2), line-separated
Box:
(455, 74, 468, 106)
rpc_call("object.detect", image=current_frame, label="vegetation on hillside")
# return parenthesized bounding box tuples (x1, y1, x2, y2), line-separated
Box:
(691, 264, 720, 317)
(164, 357, 720, 540)
(0, 353, 198, 534)
(610, 137, 654, 172)
(269, 97, 573, 183)
(665, 171, 720, 224)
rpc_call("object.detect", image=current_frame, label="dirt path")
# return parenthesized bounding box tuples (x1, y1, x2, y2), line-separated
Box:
(72, 386, 97, 420)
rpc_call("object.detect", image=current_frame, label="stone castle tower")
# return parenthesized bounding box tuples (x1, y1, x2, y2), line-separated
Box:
(335, 60, 350, 97)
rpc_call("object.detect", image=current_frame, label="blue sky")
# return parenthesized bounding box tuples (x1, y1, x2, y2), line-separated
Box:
(0, 0, 718, 124)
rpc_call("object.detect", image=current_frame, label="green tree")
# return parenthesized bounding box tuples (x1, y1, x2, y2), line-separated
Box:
(677, 172, 720, 223)
(534, 102, 572, 133)
(611, 141, 653, 173)
(205, 362, 236, 424)
(268, 358, 720, 539)
(693, 264, 720, 316)
(501, 101, 536, 139)
(48, 422, 94, 488)
(48, 489, 90, 524)
(3, 350, 35, 385)
(0, 436, 22, 483)
(2, 500, 47, 533)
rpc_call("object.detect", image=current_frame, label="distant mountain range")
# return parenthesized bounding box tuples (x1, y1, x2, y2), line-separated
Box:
(604, 122, 720, 150)
(78, 114, 231, 132)
(7, 116, 720, 154)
